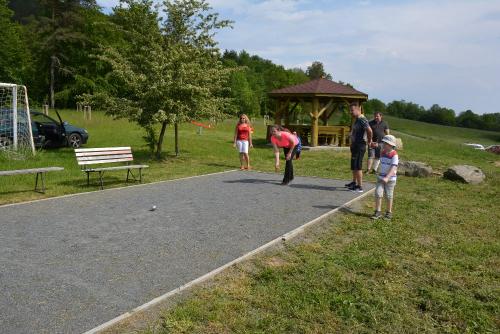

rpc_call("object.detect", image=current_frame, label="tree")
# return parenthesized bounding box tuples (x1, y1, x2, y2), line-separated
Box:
(85, 0, 233, 159)
(228, 70, 260, 117)
(222, 50, 308, 116)
(421, 104, 455, 126)
(456, 110, 483, 129)
(386, 100, 425, 120)
(29, 0, 98, 107)
(306, 61, 332, 80)
(363, 99, 386, 116)
(0, 0, 32, 83)
(480, 113, 500, 131)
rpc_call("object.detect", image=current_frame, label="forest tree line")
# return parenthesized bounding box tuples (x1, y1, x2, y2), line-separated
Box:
(1, 0, 499, 134)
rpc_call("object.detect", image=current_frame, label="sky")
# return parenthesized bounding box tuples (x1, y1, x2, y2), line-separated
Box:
(96, 0, 500, 115)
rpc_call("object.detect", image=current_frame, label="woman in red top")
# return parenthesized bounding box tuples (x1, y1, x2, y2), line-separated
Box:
(270, 125, 299, 185)
(233, 114, 253, 170)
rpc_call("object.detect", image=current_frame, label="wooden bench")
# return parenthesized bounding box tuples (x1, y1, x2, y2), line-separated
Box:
(0, 167, 64, 193)
(75, 147, 149, 190)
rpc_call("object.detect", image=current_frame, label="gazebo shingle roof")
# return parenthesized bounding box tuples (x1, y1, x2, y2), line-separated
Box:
(269, 78, 367, 97)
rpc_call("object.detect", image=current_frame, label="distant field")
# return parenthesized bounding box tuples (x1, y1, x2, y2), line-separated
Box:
(1, 111, 499, 333)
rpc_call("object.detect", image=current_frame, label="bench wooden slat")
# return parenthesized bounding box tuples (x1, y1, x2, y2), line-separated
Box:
(75, 147, 131, 153)
(84, 164, 149, 172)
(77, 154, 133, 161)
(77, 157, 134, 165)
(76, 150, 132, 157)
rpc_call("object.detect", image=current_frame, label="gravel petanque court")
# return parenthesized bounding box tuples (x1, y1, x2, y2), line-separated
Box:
(0, 170, 373, 334)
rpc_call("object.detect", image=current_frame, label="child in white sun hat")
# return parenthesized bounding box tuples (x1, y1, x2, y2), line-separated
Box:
(371, 135, 398, 220)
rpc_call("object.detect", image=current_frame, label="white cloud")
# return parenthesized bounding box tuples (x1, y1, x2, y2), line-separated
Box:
(97, 0, 500, 113)
(209, 0, 500, 113)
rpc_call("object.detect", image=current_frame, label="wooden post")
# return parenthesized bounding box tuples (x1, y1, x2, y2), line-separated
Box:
(43, 104, 49, 115)
(284, 99, 290, 127)
(275, 99, 282, 125)
(311, 98, 319, 147)
(83, 105, 92, 121)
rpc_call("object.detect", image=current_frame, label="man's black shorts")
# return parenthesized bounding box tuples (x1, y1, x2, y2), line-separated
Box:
(350, 142, 366, 171)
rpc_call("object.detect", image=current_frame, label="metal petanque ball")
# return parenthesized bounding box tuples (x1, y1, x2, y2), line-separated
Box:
(150, 205, 157, 211)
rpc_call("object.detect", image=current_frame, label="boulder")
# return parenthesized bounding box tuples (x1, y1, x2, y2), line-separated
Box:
(444, 165, 485, 184)
(398, 161, 433, 177)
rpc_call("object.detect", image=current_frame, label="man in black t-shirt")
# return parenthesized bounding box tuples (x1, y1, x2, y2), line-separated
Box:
(367, 112, 390, 173)
(345, 103, 373, 193)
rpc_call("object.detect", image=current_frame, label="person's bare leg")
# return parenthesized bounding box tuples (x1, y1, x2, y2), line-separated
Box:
(372, 159, 380, 173)
(239, 153, 245, 169)
(367, 158, 373, 172)
(375, 197, 382, 212)
(244, 153, 250, 169)
(355, 170, 363, 187)
(387, 197, 393, 213)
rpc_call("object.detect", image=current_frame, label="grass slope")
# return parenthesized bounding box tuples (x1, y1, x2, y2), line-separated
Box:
(1, 111, 499, 333)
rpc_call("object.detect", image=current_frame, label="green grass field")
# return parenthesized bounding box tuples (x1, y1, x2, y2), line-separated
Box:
(1, 111, 499, 333)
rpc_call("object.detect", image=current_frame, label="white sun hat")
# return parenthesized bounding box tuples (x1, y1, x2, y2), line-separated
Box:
(381, 135, 397, 147)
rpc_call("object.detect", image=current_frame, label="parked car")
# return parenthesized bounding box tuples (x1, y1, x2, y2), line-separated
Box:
(464, 143, 485, 150)
(0, 110, 89, 149)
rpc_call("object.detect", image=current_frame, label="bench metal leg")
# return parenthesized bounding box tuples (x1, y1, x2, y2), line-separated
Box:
(126, 169, 140, 183)
(34, 172, 46, 193)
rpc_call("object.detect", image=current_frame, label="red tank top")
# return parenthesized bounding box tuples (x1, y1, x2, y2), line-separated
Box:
(237, 123, 250, 141)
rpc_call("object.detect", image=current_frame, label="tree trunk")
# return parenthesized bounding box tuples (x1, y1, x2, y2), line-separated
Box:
(155, 121, 168, 160)
(50, 55, 56, 109)
(175, 122, 179, 156)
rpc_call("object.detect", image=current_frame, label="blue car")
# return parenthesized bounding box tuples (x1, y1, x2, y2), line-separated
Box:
(0, 110, 89, 149)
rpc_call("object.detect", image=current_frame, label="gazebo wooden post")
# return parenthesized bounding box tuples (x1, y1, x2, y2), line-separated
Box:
(275, 99, 282, 125)
(311, 97, 319, 147)
(284, 99, 290, 127)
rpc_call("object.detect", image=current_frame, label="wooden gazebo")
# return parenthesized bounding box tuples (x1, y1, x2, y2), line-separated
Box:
(268, 78, 368, 147)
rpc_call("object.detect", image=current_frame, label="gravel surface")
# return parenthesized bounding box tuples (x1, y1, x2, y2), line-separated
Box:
(0, 171, 373, 334)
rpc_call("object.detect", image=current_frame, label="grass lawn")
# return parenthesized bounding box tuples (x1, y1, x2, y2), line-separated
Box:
(1, 111, 499, 333)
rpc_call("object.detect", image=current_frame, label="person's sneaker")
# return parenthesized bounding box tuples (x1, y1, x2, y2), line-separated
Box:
(345, 181, 356, 188)
(371, 211, 382, 220)
(350, 185, 364, 193)
(384, 212, 393, 220)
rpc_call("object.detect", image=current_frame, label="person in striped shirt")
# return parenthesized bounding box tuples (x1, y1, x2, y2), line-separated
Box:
(371, 135, 399, 220)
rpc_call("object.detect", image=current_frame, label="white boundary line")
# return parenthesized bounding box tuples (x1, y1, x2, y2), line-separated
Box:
(0, 169, 238, 208)
(82, 188, 374, 334)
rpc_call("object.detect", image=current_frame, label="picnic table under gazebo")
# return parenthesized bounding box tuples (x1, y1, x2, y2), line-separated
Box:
(268, 78, 368, 147)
